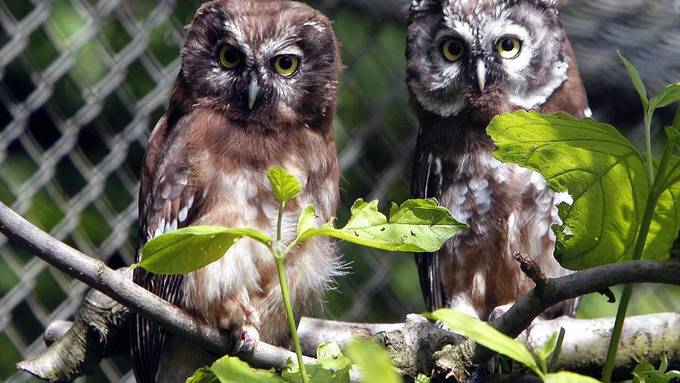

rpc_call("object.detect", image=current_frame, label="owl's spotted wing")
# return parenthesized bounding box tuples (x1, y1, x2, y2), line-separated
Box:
(132, 115, 203, 383)
(411, 140, 446, 312)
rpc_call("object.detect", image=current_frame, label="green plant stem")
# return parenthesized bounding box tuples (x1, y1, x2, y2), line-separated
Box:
(273, 200, 308, 383)
(275, 256, 308, 383)
(644, 109, 655, 183)
(548, 327, 566, 373)
(601, 137, 674, 382)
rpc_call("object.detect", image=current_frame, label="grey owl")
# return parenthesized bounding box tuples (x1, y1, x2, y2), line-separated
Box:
(406, 0, 588, 320)
(132, 1, 342, 382)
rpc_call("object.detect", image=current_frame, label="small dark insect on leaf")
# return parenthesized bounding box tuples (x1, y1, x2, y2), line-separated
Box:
(380, 228, 386, 232)
(353, 231, 359, 237)
(411, 231, 416, 237)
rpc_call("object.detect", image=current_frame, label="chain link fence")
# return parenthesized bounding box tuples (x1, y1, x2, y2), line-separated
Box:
(1, 0, 679, 382)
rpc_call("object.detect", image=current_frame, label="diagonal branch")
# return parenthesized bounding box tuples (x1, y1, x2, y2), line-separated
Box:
(2, 200, 680, 381)
(0, 202, 335, 380)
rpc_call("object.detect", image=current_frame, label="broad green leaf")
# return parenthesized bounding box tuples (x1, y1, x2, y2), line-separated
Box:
(297, 199, 466, 253)
(543, 372, 601, 383)
(138, 226, 271, 274)
(487, 111, 674, 269)
(346, 339, 402, 383)
(647, 156, 680, 261)
(210, 356, 284, 383)
(283, 342, 350, 383)
(267, 166, 302, 203)
(187, 367, 218, 383)
(618, 51, 648, 107)
(415, 375, 432, 383)
(650, 83, 680, 109)
(426, 309, 543, 378)
(534, 332, 559, 373)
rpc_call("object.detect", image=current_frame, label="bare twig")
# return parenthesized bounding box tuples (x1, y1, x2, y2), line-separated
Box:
(512, 251, 548, 290)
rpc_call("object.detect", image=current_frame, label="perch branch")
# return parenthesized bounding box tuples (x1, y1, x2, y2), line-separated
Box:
(3, 200, 680, 381)
(0, 202, 347, 381)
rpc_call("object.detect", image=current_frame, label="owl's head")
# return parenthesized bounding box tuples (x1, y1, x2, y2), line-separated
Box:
(177, 0, 341, 130)
(406, 0, 569, 122)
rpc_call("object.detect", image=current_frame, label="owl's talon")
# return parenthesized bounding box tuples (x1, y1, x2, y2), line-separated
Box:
(232, 325, 260, 355)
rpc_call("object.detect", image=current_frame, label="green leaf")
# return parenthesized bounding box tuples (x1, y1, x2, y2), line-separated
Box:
(632, 358, 680, 383)
(618, 51, 648, 108)
(186, 367, 218, 383)
(664, 126, 680, 146)
(650, 83, 680, 109)
(415, 375, 432, 383)
(267, 166, 302, 203)
(283, 342, 351, 383)
(426, 309, 543, 378)
(297, 198, 466, 253)
(209, 356, 284, 383)
(138, 226, 271, 274)
(543, 371, 602, 383)
(346, 339, 402, 383)
(296, 205, 318, 238)
(534, 332, 559, 373)
(487, 111, 663, 269)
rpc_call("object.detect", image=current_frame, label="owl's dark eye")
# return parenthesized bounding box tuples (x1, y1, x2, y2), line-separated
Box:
(219, 44, 242, 69)
(272, 55, 300, 77)
(497, 37, 522, 59)
(442, 39, 465, 62)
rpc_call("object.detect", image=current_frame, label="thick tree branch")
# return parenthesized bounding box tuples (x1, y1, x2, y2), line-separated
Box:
(0, 202, 336, 381)
(3, 200, 680, 382)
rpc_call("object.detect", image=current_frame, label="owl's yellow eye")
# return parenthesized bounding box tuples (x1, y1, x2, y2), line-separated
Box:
(272, 55, 300, 77)
(442, 39, 465, 62)
(497, 37, 522, 59)
(219, 44, 242, 69)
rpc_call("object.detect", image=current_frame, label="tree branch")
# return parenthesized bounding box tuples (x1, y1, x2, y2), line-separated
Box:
(0, 202, 339, 381)
(3, 200, 680, 381)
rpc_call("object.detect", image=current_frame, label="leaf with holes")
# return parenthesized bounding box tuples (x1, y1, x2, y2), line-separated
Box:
(297, 199, 466, 253)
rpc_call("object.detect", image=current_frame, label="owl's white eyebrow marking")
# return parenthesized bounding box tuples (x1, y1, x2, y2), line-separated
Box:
(303, 20, 325, 32)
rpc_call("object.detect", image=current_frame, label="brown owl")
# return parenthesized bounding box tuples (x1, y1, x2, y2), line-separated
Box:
(406, 0, 588, 320)
(132, 1, 342, 381)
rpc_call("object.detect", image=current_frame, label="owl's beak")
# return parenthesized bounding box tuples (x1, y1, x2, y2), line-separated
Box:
(475, 59, 487, 92)
(247, 72, 260, 111)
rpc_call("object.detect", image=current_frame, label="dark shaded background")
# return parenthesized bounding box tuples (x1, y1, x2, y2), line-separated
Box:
(1, 0, 679, 381)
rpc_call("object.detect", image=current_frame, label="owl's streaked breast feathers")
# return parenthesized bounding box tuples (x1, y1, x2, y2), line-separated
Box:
(407, 0, 585, 320)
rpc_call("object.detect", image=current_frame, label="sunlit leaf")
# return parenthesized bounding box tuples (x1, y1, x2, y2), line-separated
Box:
(426, 309, 543, 378)
(283, 342, 350, 383)
(137, 226, 271, 274)
(297, 199, 466, 253)
(267, 166, 302, 203)
(487, 111, 668, 268)
(209, 356, 284, 383)
(186, 367, 218, 383)
(543, 371, 602, 383)
(346, 339, 402, 383)
(297, 205, 318, 238)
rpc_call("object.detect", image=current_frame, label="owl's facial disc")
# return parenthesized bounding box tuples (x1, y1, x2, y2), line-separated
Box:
(406, 0, 569, 121)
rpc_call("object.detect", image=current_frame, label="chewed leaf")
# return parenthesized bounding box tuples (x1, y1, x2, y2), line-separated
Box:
(427, 309, 543, 378)
(487, 111, 666, 269)
(267, 166, 302, 203)
(297, 198, 466, 253)
(138, 226, 271, 275)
